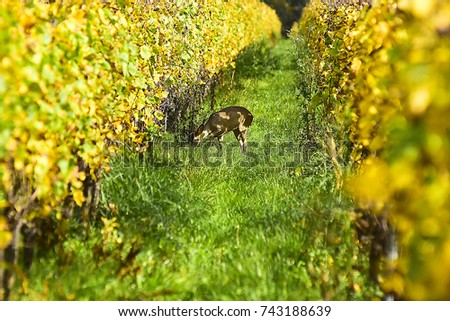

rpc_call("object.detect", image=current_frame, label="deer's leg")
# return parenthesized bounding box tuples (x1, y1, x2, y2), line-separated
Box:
(233, 129, 248, 153)
(240, 130, 248, 153)
(217, 135, 224, 151)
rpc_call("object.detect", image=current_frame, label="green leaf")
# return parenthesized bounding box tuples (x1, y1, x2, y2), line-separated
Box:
(119, 52, 129, 63)
(140, 45, 151, 60)
(128, 62, 138, 76)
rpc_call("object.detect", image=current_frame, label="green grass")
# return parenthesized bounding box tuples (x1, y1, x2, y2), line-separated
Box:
(19, 40, 380, 300)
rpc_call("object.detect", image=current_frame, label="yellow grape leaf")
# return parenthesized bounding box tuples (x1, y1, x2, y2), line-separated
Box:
(409, 86, 431, 115)
(72, 189, 85, 206)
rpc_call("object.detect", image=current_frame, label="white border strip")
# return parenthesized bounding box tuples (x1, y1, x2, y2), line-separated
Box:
(1, 301, 449, 321)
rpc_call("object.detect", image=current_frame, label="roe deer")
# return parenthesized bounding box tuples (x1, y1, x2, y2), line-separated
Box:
(193, 106, 253, 153)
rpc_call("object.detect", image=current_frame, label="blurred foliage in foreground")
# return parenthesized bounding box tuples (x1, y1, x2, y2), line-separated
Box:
(292, 0, 450, 299)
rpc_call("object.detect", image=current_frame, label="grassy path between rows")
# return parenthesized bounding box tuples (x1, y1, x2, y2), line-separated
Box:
(25, 40, 377, 300)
